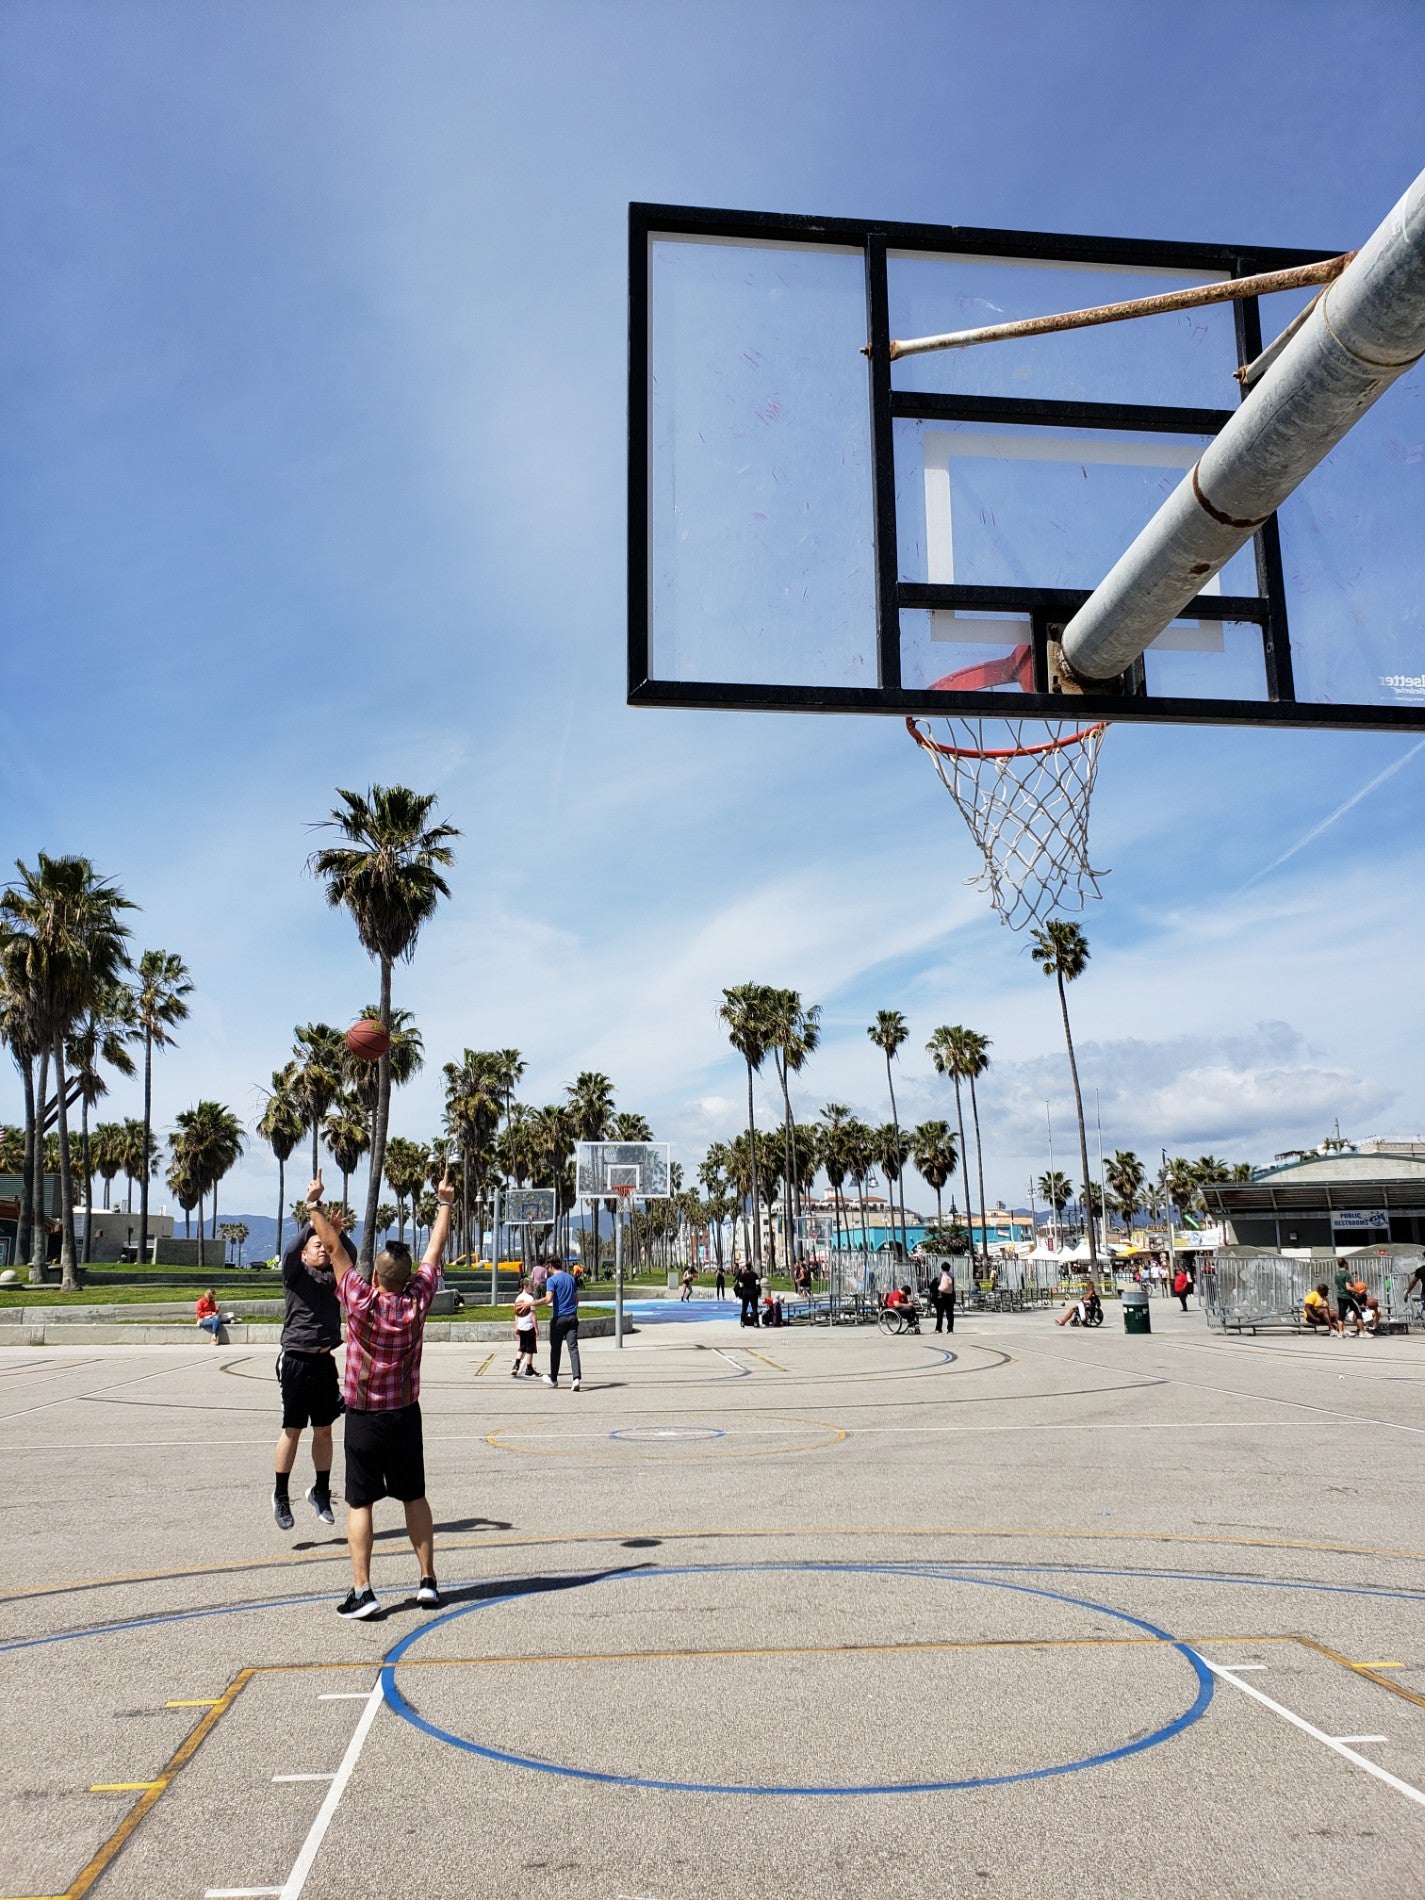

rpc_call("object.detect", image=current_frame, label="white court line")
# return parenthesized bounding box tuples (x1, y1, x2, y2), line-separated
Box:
(205, 1888, 282, 1897)
(1193, 1656, 1425, 1809)
(0, 1358, 191, 1423)
(317, 1692, 371, 1700)
(273, 1773, 335, 1782)
(1335, 1735, 1389, 1744)
(278, 1679, 384, 1899)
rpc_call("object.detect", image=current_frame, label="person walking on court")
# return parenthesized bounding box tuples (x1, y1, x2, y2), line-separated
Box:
(540, 1259, 583, 1390)
(1172, 1264, 1192, 1312)
(512, 1280, 539, 1377)
(934, 1262, 956, 1334)
(715, 1262, 726, 1299)
(305, 1166, 453, 1619)
(680, 1264, 695, 1302)
(272, 1204, 355, 1531)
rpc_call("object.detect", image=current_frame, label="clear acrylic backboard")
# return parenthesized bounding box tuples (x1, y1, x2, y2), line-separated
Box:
(575, 1141, 673, 1201)
(629, 203, 1425, 731)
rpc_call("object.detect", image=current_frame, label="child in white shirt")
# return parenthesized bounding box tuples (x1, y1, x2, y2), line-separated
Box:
(512, 1286, 538, 1377)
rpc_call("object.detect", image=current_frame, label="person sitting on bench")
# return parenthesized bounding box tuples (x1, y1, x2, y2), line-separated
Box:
(1303, 1284, 1342, 1336)
(1345, 1279, 1378, 1335)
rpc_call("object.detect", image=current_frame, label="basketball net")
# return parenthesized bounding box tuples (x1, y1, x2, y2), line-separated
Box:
(907, 645, 1108, 931)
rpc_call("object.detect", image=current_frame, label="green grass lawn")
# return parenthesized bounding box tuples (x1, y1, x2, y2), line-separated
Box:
(1, 1281, 284, 1308)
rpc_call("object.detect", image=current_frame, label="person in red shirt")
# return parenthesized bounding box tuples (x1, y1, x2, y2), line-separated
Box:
(304, 1166, 453, 1621)
(194, 1289, 227, 1345)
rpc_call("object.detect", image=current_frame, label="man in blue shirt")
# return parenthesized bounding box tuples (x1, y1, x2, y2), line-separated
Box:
(539, 1262, 582, 1391)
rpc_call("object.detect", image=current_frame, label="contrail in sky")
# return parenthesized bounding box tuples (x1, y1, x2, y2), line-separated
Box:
(1239, 736, 1425, 890)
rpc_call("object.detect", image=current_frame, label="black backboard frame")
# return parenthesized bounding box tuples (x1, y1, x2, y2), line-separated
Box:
(629, 201, 1425, 733)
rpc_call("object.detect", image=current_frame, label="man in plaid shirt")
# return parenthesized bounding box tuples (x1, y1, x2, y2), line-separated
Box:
(304, 1165, 453, 1620)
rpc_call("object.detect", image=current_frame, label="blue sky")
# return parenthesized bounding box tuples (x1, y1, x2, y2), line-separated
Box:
(3, 1, 1424, 1220)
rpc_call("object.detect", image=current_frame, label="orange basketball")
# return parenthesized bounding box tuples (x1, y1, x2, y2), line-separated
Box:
(345, 1018, 391, 1062)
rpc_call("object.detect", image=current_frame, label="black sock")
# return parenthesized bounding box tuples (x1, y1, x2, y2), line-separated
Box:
(273, 1474, 290, 1502)
(313, 1470, 330, 1499)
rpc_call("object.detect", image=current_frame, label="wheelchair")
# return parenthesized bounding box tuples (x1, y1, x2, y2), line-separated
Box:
(877, 1298, 922, 1336)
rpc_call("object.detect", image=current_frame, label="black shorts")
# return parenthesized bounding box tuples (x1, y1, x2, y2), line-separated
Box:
(277, 1351, 343, 1429)
(344, 1402, 426, 1507)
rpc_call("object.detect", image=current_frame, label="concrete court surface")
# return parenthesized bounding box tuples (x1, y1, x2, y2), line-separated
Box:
(3, 1306, 1425, 1899)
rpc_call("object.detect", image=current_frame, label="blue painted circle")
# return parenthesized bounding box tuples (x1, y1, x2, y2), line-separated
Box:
(380, 1560, 1215, 1796)
(609, 1425, 725, 1443)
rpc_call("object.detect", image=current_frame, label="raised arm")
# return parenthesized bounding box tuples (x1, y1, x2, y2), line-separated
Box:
(421, 1170, 455, 1269)
(304, 1171, 345, 1266)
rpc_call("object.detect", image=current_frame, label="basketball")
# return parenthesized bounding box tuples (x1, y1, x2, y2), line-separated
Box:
(345, 1018, 391, 1062)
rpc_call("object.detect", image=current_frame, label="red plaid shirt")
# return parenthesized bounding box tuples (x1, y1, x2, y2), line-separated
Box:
(337, 1259, 440, 1412)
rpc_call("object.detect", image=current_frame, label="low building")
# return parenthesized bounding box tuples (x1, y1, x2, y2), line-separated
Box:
(1201, 1149, 1425, 1254)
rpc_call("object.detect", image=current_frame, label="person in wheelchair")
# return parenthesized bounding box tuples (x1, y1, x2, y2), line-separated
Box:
(1055, 1281, 1102, 1327)
(885, 1284, 921, 1332)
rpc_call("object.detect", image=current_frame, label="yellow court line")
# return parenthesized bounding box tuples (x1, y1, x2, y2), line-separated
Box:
(164, 1699, 220, 1708)
(741, 1350, 786, 1372)
(473, 1353, 494, 1378)
(88, 1783, 159, 1793)
(60, 1668, 256, 1900)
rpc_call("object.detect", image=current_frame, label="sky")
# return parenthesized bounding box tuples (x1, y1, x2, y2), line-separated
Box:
(3, 0, 1424, 1225)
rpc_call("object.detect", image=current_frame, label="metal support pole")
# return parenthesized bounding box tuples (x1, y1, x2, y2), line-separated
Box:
(1061, 166, 1425, 682)
(489, 1187, 499, 1308)
(614, 1198, 625, 1349)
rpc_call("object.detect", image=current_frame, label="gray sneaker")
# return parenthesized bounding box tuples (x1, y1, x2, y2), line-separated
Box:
(306, 1485, 335, 1525)
(273, 1490, 294, 1531)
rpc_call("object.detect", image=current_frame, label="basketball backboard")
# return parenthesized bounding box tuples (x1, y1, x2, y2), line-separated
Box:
(575, 1140, 672, 1202)
(503, 1188, 556, 1227)
(630, 202, 1425, 731)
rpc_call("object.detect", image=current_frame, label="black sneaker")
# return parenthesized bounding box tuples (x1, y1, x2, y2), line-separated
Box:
(337, 1587, 381, 1620)
(273, 1490, 294, 1531)
(416, 1575, 442, 1607)
(306, 1485, 335, 1525)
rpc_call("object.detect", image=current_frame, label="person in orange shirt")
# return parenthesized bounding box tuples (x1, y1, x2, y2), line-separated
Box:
(194, 1289, 229, 1345)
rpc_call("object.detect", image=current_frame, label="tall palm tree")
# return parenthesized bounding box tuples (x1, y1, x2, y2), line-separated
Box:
(1038, 1170, 1071, 1214)
(868, 1010, 910, 1252)
(166, 1152, 202, 1256)
(818, 1103, 853, 1260)
(443, 1050, 506, 1262)
(927, 1027, 979, 1275)
(259, 1066, 306, 1261)
(718, 983, 776, 1270)
(172, 1101, 245, 1241)
(567, 1070, 615, 1279)
(911, 1119, 958, 1228)
(323, 1095, 372, 1218)
(117, 1116, 156, 1215)
(842, 1118, 874, 1260)
(310, 784, 459, 1273)
(697, 1141, 730, 1276)
(67, 981, 138, 1262)
(960, 1029, 993, 1270)
(1030, 920, 1097, 1272)
(382, 1136, 431, 1245)
(130, 949, 192, 1274)
(2, 855, 135, 1287)
(767, 990, 820, 1262)
(0, 940, 48, 1271)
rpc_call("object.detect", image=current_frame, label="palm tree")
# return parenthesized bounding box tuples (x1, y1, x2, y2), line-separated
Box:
(867, 1010, 910, 1251)
(1038, 1170, 1072, 1214)
(1030, 920, 1097, 1273)
(927, 1027, 980, 1275)
(90, 1120, 124, 1211)
(718, 983, 776, 1270)
(323, 1095, 372, 1218)
(172, 1101, 245, 1242)
(444, 1051, 506, 1262)
(766, 990, 821, 1261)
(167, 1153, 202, 1256)
(960, 1029, 993, 1270)
(259, 1066, 306, 1262)
(117, 1116, 156, 1215)
(0, 940, 48, 1272)
(383, 1136, 430, 1245)
(290, 1023, 347, 1175)
(842, 1118, 874, 1260)
(130, 949, 192, 1274)
(873, 1123, 912, 1253)
(567, 1070, 615, 1285)
(1, 855, 135, 1287)
(1105, 1149, 1145, 1235)
(219, 1220, 250, 1267)
(911, 1119, 959, 1227)
(310, 784, 459, 1273)
(818, 1103, 853, 1260)
(67, 981, 138, 1262)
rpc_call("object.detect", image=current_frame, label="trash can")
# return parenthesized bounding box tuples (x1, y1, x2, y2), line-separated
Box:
(1122, 1285, 1151, 1335)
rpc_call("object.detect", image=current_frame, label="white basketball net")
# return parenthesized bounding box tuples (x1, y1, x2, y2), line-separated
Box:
(908, 714, 1109, 931)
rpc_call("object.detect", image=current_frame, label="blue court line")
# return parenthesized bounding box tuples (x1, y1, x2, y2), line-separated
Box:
(5, 1556, 1425, 1660)
(378, 1561, 1214, 1796)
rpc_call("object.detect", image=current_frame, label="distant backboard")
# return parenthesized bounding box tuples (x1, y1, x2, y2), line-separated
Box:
(575, 1141, 672, 1202)
(503, 1187, 556, 1227)
(630, 202, 1425, 731)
